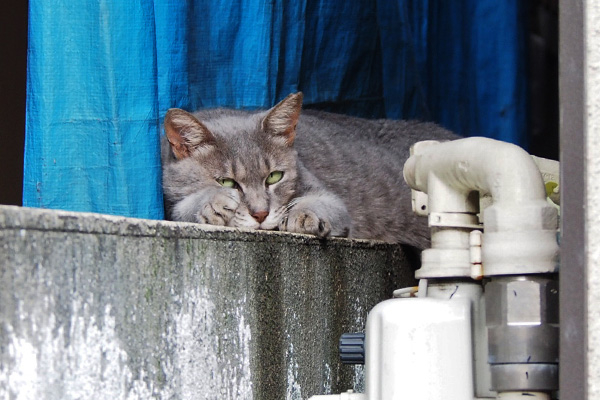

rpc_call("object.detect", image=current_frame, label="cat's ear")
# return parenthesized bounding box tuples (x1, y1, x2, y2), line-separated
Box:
(164, 109, 215, 159)
(261, 92, 303, 146)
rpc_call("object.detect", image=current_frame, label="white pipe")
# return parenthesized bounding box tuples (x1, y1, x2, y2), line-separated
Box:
(403, 137, 559, 276)
(317, 138, 559, 400)
(403, 138, 545, 205)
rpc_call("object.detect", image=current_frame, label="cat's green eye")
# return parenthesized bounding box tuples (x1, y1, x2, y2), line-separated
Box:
(266, 171, 284, 185)
(217, 178, 237, 188)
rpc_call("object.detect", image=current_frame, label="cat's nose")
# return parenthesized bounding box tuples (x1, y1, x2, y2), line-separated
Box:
(251, 211, 269, 224)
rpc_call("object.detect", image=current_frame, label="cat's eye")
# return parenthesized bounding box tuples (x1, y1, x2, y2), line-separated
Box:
(217, 178, 238, 188)
(266, 171, 284, 185)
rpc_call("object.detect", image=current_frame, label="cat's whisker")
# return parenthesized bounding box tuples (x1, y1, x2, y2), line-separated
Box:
(283, 197, 302, 213)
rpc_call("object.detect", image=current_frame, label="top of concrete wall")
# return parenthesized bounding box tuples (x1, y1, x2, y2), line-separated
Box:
(0, 205, 403, 249)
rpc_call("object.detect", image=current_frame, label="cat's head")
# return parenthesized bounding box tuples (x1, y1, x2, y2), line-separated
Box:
(162, 92, 304, 231)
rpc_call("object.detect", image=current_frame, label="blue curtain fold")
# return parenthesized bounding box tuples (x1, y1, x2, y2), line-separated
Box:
(24, 0, 528, 219)
(25, 1, 162, 218)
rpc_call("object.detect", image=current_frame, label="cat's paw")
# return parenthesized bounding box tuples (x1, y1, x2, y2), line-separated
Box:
(281, 208, 332, 238)
(195, 189, 240, 226)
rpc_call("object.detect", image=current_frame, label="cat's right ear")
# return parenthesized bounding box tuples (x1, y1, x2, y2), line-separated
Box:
(164, 109, 215, 159)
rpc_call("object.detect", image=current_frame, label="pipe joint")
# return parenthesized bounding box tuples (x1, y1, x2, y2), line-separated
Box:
(404, 137, 559, 277)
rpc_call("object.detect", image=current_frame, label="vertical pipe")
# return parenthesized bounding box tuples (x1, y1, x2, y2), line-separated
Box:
(559, 2, 586, 399)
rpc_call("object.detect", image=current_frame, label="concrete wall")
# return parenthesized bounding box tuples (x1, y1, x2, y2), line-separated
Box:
(0, 205, 415, 400)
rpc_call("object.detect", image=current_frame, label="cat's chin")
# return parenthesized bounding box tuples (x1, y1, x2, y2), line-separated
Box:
(232, 221, 260, 230)
(259, 223, 279, 231)
(232, 222, 279, 233)
(229, 214, 281, 231)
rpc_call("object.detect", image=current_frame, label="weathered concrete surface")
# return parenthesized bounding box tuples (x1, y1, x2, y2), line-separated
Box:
(585, 3, 600, 397)
(0, 205, 416, 400)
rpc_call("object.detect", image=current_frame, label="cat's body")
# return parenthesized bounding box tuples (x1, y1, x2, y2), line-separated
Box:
(161, 93, 457, 249)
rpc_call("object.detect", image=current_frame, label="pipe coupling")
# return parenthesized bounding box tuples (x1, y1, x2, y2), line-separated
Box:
(485, 276, 559, 392)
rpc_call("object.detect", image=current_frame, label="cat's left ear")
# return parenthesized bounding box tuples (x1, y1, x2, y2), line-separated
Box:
(164, 108, 215, 159)
(262, 92, 303, 146)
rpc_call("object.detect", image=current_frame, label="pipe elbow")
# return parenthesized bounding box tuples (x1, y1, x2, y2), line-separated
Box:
(403, 137, 546, 205)
(403, 137, 559, 276)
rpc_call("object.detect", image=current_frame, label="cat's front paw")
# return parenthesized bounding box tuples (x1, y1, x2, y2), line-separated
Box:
(195, 189, 240, 226)
(281, 208, 332, 238)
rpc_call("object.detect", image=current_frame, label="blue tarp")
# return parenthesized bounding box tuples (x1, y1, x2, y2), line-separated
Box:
(24, 0, 527, 219)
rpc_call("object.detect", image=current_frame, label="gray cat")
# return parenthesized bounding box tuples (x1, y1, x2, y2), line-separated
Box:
(161, 92, 457, 249)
